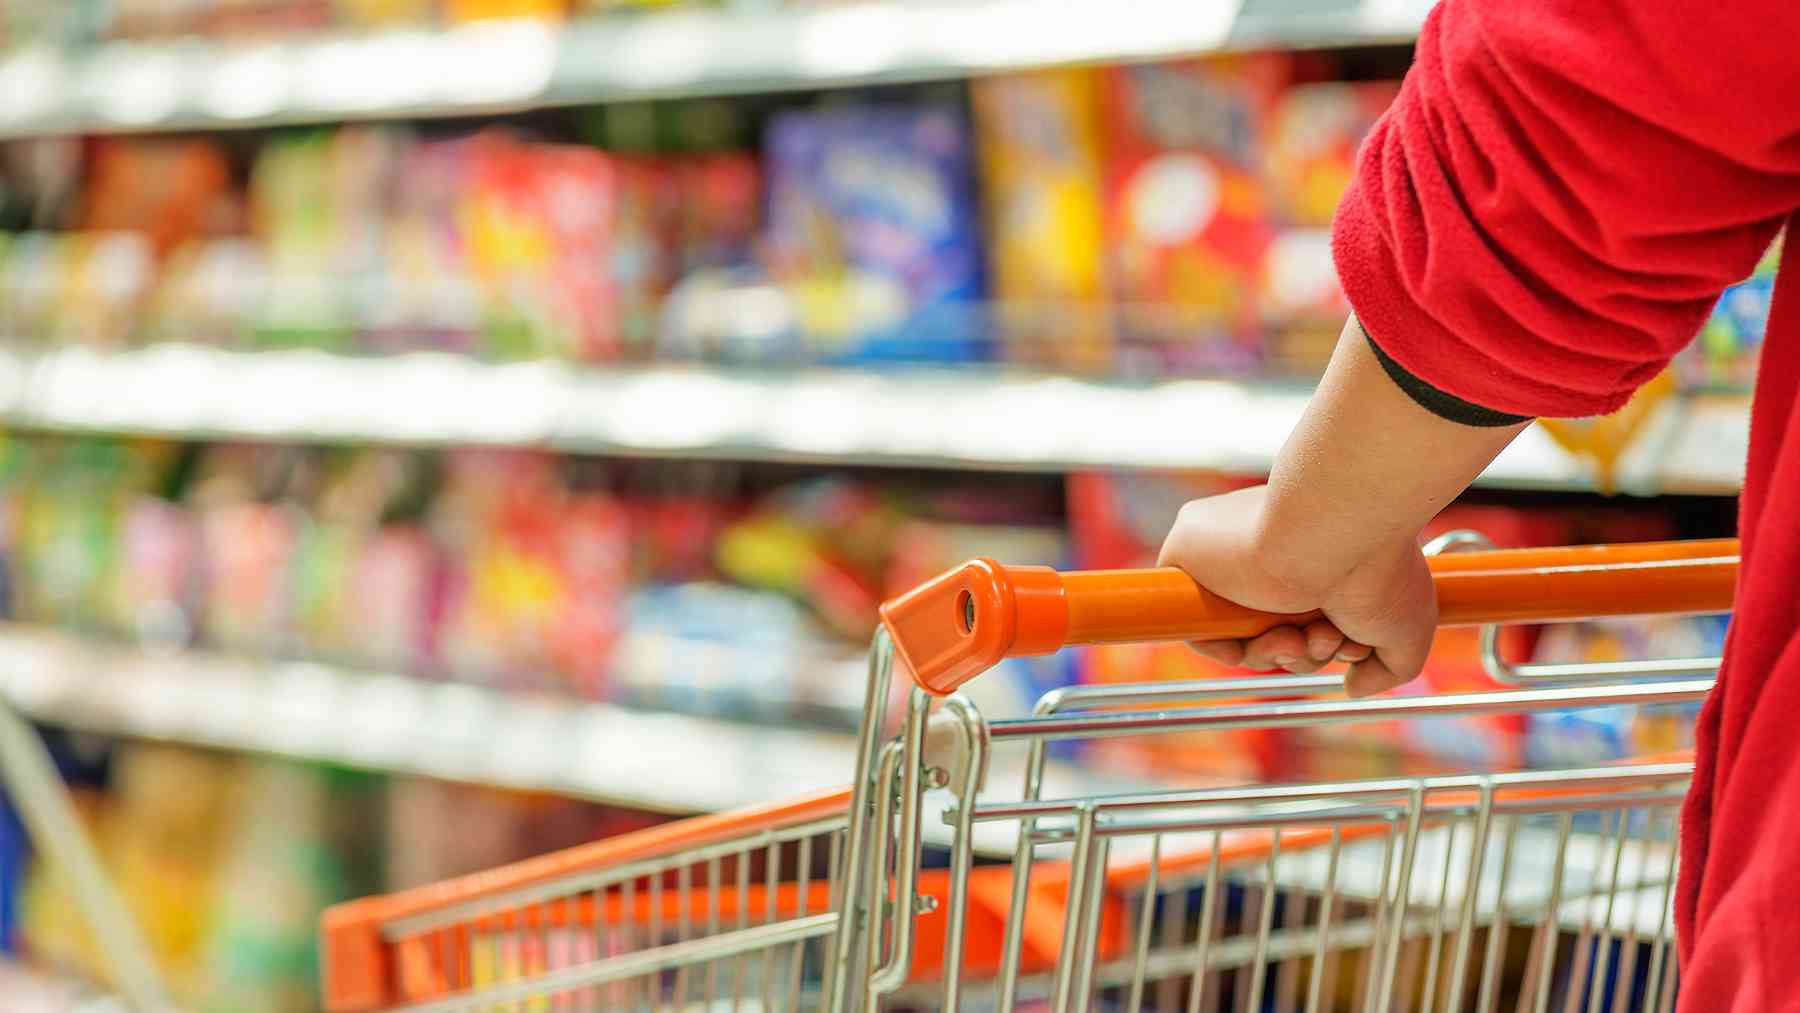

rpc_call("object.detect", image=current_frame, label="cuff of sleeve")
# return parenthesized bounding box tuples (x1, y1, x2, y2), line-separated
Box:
(1331, 181, 1638, 419)
(1362, 324, 1532, 426)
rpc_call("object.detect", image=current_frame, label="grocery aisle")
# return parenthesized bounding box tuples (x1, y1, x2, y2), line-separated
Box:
(0, 0, 1764, 1008)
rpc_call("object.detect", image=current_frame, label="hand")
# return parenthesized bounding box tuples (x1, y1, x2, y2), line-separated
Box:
(1156, 485, 1438, 697)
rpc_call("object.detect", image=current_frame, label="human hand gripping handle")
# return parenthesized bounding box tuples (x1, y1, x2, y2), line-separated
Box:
(1159, 317, 1531, 695)
(879, 537, 1737, 697)
(883, 317, 1737, 698)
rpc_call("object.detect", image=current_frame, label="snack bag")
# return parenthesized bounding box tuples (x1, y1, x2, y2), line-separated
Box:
(463, 136, 633, 361)
(251, 132, 354, 350)
(117, 496, 201, 647)
(545, 494, 631, 697)
(972, 69, 1113, 371)
(348, 526, 438, 674)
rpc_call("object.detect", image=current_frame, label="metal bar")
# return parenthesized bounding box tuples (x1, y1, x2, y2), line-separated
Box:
(1612, 815, 1664, 1013)
(707, 855, 722, 1002)
(1642, 811, 1681, 1013)
(0, 697, 172, 1012)
(824, 629, 897, 1012)
(1476, 817, 1519, 1013)
(1304, 826, 1343, 1013)
(1480, 621, 1720, 686)
(1053, 807, 1099, 1013)
(985, 680, 1712, 743)
(735, 833, 753, 1013)
(1586, 808, 1634, 1013)
(1357, 821, 1399, 1013)
(796, 834, 814, 905)
(621, 875, 639, 1009)
(996, 738, 1045, 1013)
(1185, 830, 1225, 1013)
(391, 913, 841, 1013)
(867, 685, 935, 999)
(860, 744, 902, 1011)
(1533, 813, 1577, 1013)
(1072, 836, 1112, 1011)
(970, 762, 1693, 823)
(1032, 675, 1344, 712)
(763, 839, 780, 1011)
(1245, 833, 1283, 1012)
(381, 816, 843, 940)
(1157, 866, 1190, 1012)
(1275, 881, 1305, 1011)
(1126, 835, 1162, 1013)
(674, 862, 692, 1006)
(1421, 819, 1459, 1012)
(936, 694, 986, 1012)
(1445, 784, 1497, 1013)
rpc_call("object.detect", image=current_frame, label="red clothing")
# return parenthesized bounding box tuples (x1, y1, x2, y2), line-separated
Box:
(1332, 0, 1800, 1005)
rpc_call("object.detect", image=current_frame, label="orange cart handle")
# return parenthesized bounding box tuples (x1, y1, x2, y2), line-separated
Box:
(880, 539, 1738, 695)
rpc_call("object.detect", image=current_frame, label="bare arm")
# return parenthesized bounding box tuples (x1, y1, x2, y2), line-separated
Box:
(1261, 317, 1526, 590)
(1158, 316, 1526, 695)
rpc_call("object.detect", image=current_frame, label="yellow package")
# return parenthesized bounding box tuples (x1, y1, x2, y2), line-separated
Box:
(972, 69, 1113, 372)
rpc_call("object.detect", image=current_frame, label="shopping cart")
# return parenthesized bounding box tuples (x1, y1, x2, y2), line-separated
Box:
(321, 536, 1736, 1012)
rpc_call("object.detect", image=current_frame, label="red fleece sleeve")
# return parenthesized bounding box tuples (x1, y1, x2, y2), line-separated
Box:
(1333, 0, 1800, 418)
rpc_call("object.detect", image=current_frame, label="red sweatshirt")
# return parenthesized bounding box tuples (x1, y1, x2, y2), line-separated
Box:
(1332, 0, 1800, 1004)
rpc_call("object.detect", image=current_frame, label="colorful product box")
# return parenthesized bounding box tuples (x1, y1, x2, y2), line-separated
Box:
(1681, 232, 1783, 390)
(1266, 80, 1401, 228)
(764, 105, 987, 364)
(1262, 81, 1401, 373)
(1525, 614, 1724, 766)
(1101, 55, 1291, 371)
(971, 69, 1113, 372)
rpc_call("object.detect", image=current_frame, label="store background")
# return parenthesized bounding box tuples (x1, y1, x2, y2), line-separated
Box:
(0, 0, 1762, 1007)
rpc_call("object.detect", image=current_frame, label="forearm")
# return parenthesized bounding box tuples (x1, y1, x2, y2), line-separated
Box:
(1253, 316, 1528, 596)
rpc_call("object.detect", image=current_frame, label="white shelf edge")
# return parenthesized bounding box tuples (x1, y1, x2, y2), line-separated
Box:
(0, 342, 1745, 493)
(0, 624, 858, 815)
(0, 623, 1151, 858)
(0, 0, 1437, 140)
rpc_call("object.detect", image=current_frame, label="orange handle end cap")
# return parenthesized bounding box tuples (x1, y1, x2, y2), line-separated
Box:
(879, 559, 1069, 695)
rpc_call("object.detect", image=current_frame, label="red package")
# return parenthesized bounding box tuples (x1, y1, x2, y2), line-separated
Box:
(1267, 81, 1402, 228)
(675, 153, 761, 273)
(548, 494, 632, 698)
(1102, 56, 1291, 365)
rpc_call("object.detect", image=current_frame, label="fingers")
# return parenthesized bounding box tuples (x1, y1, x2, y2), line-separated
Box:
(1188, 624, 1380, 678)
(1239, 625, 1310, 672)
(1188, 639, 1245, 666)
(1303, 620, 1345, 663)
(1190, 623, 1369, 675)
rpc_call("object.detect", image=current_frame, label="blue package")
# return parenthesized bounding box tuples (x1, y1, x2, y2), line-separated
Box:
(0, 792, 20, 953)
(1526, 613, 1729, 767)
(764, 106, 989, 365)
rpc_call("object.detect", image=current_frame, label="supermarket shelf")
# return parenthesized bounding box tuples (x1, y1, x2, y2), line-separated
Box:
(0, 958, 118, 1012)
(0, 0, 1430, 140)
(0, 624, 860, 815)
(0, 625, 1149, 844)
(0, 342, 1748, 493)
